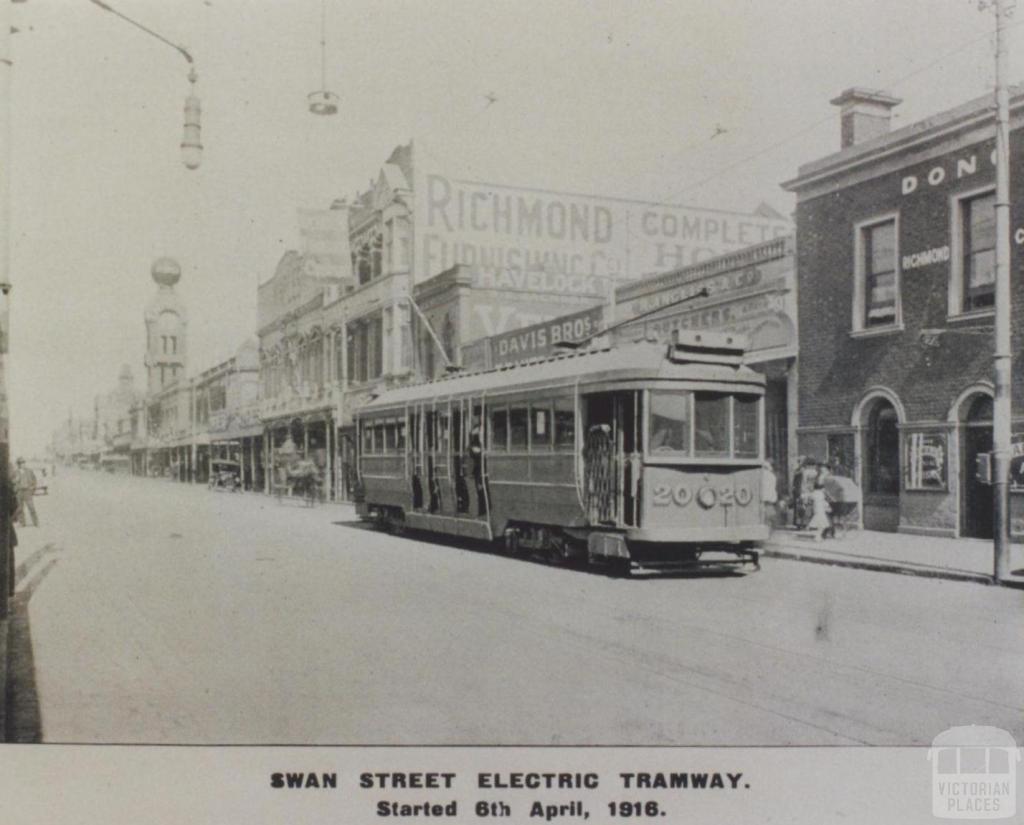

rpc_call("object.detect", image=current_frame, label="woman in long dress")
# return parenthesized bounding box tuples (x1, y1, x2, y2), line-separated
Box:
(807, 479, 832, 541)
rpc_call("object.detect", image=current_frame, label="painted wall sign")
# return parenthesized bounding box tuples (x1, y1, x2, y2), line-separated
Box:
(414, 167, 791, 285)
(900, 149, 997, 196)
(902, 246, 950, 270)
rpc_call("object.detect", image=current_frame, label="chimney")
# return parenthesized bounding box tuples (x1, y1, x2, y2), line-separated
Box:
(830, 88, 901, 149)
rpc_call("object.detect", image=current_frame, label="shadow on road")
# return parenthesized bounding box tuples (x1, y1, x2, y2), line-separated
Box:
(4, 543, 61, 743)
(331, 520, 749, 581)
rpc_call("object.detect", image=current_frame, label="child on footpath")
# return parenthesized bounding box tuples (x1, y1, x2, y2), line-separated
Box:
(807, 478, 833, 541)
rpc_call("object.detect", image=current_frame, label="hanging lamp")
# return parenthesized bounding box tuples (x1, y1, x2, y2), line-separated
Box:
(308, 0, 339, 115)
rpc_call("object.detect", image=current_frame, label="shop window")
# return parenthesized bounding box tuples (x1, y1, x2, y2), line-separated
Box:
(958, 190, 996, 313)
(854, 216, 899, 330)
(346, 314, 384, 385)
(866, 401, 900, 495)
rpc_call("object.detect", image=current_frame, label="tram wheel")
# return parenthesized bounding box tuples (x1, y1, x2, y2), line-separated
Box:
(546, 537, 575, 567)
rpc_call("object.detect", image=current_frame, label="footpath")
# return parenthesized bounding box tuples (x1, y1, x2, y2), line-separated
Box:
(765, 526, 1024, 588)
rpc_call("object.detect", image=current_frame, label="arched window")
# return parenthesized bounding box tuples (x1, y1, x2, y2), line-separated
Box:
(866, 400, 900, 495)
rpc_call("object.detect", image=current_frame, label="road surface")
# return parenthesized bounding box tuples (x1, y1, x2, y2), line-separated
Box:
(7, 469, 1023, 745)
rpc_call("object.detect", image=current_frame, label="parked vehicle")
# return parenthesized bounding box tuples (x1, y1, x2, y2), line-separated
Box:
(208, 460, 241, 492)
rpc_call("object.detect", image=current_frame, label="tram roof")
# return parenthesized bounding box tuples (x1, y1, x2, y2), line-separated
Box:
(359, 340, 765, 412)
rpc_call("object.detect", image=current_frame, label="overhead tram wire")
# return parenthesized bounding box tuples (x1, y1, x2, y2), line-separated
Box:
(553, 287, 711, 351)
(424, 21, 1013, 273)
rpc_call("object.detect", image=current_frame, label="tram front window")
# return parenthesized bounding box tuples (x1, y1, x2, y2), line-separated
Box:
(648, 390, 761, 459)
(694, 392, 729, 457)
(650, 391, 690, 454)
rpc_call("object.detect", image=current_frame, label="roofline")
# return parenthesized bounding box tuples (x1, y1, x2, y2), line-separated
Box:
(782, 87, 1024, 194)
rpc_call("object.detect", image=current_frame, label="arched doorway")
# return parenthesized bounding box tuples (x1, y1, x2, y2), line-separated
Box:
(960, 393, 994, 539)
(861, 397, 901, 531)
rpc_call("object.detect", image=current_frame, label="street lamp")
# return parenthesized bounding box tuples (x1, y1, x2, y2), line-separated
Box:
(181, 67, 202, 170)
(88, 0, 202, 170)
(308, 0, 338, 115)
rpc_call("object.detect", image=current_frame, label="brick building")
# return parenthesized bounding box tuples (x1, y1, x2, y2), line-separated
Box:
(783, 87, 1024, 538)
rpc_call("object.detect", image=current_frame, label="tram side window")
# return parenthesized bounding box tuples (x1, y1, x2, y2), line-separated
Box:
(694, 392, 730, 457)
(384, 422, 397, 453)
(396, 421, 407, 452)
(733, 395, 760, 458)
(362, 422, 374, 455)
(554, 397, 575, 451)
(491, 408, 509, 451)
(531, 405, 552, 451)
(509, 407, 529, 451)
(375, 424, 388, 455)
(650, 391, 691, 454)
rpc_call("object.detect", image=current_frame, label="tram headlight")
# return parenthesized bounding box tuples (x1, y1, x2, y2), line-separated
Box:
(697, 486, 717, 509)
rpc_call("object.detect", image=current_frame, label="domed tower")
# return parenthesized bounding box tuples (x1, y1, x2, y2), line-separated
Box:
(144, 257, 188, 393)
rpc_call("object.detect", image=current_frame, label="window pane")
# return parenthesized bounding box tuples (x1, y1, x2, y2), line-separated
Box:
(554, 397, 576, 450)
(531, 406, 552, 450)
(362, 424, 373, 453)
(733, 395, 760, 458)
(968, 193, 996, 248)
(694, 392, 730, 456)
(968, 249, 995, 290)
(964, 193, 996, 311)
(509, 407, 529, 450)
(649, 391, 691, 454)
(490, 409, 508, 451)
(864, 220, 897, 327)
(868, 222, 895, 274)
(396, 422, 406, 451)
(385, 423, 397, 453)
(375, 425, 386, 455)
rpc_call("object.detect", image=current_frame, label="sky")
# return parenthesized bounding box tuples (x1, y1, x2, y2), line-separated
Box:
(7, 0, 1021, 454)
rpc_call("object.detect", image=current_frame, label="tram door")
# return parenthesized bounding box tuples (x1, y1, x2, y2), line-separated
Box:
(431, 403, 451, 514)
(450, 398, 470, 515)
(447, 397, 489, 519)
(583, 392, 642, 526)
(409, 406, 424, 510)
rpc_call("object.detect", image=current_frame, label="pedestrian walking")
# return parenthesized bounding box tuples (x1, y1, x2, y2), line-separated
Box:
(1, 464, 17, 598)
(14, 457, 38, 527)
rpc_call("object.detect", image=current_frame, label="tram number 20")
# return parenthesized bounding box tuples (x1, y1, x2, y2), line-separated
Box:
(651, 483, 751, 507)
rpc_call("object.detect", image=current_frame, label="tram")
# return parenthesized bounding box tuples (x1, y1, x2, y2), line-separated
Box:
(354, 330, 766, 574)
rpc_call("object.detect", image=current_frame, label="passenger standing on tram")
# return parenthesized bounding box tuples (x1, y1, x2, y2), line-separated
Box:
(469, 418, 485, 516)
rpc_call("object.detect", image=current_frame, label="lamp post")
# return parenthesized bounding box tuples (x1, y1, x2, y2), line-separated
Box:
(88, 0, 202, 170)
(0, 0, 12, 617)
(988, 0, 1013, 582)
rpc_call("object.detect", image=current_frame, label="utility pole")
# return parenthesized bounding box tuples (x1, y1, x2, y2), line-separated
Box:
(992, 0, 1013, 582)
(0, 0, 13, 617)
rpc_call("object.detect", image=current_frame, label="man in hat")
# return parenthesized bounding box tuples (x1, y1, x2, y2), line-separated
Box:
(14, 458, 38, 527)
